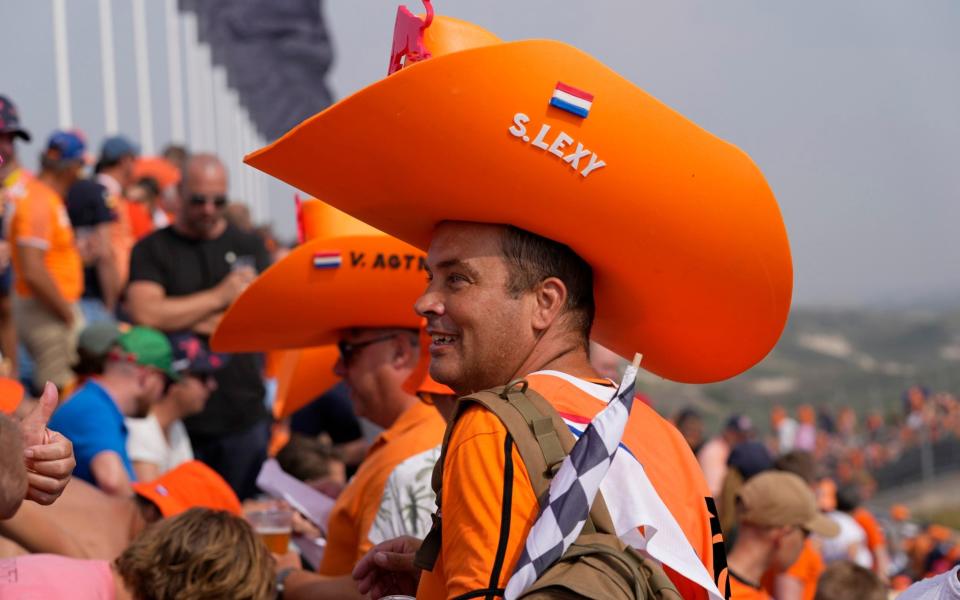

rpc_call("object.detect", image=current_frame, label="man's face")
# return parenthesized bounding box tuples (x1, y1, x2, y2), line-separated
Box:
(118, 155, 136, 188)
(0, 133, 15, 168)
(772, 526, 807, 570)
(333, 328, 412, 427)
(133, 368, 166, 418)
(180, 164, 227, 239)
(171, 373, 215, 417)
(415, 222, 536, 394)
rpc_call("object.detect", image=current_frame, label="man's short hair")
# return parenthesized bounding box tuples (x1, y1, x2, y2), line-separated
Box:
(775, 450, 817, 485)
(814, 560, 885, 600)
(499, 226, 595, 342)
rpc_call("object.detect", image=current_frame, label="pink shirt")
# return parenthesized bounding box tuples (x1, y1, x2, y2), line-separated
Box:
(0, 554, 115, 599)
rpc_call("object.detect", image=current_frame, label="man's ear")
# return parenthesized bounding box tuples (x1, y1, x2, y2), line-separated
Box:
(531, 277, 568, 331)
(392, 333, 419, 369)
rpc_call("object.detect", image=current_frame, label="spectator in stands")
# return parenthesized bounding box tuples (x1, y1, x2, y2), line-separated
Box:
(48, 326, 176, 495)
(674, 407, 705, 455)
(727, 471, 839, 599)
(699, 413, 754, 498)
(72, 320, 122, 383)
(0, 94, 31, 375)
(276, 432, 346, 488)
(95, 135, 139, 293)
(66, 178, 120, 321)
(126, 332, 223, 481)
(771, 405, 798, 454)
(8, 130, 85, 392)
(813, 560, 886, 600)
(768, 451, 828, 600)
(718, 440, 774, 539)
(126, 153, 271, 500)
(0, 460, 242, 560)
(290, 382, 368, 477)
(0, 507, 273, 600)
(819, 484, 873, 570)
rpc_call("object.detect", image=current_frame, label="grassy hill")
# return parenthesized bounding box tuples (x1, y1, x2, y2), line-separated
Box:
(640, 306, 960, 431)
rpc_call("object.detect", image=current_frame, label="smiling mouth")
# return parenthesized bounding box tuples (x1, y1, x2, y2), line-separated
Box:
(431, 334, 457, 346)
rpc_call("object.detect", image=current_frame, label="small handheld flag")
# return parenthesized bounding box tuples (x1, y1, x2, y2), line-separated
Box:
(549, 82, 594, 118)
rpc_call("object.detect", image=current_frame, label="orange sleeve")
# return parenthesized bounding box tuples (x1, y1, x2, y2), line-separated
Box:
(318, 490, 362, 575)
(438, 405, 538, 598)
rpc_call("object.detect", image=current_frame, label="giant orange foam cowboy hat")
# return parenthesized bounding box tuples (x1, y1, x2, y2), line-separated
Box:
(242, 10, 793, 384)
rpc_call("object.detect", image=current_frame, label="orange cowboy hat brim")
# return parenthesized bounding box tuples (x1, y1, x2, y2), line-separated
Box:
(211, 233, 427, 353)
(243, 17, 792, 384)
(273, 346, 340, 419)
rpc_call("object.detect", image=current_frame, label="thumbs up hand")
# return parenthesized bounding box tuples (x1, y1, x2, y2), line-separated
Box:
(20, 382, 75, 505)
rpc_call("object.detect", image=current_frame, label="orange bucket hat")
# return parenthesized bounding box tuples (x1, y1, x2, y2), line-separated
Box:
(132, 460, 242, 517)
(243, 12, 793, 384)
(211, 200, 427, 352)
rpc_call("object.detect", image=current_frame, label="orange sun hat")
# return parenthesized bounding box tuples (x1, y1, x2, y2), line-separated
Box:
(132, 156, 180, 189)
(243, 13, 792, 384)
(132, 460, 242, 517)
(211, 199, 427, 352)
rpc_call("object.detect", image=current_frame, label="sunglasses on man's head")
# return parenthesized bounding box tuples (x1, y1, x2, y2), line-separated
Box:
(189, 194, 228, 208)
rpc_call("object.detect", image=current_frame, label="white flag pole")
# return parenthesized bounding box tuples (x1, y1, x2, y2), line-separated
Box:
(98, 0, 118, 134)
(51, 0, 73, 128)
(131, 0, 154, 153)
(164, 0, 186, 144)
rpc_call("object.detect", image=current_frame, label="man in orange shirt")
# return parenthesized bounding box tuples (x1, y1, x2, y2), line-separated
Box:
(209, 204, 448, 598)
(238, 11, 794, 600)
(727, 472, 838, 600)
(94, 134, 138, 308)
(8, 130, 85, 391)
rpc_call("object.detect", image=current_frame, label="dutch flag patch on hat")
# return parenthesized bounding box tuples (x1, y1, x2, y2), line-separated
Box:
(312, 251, 342, 269)
(550, 82, 594, 118)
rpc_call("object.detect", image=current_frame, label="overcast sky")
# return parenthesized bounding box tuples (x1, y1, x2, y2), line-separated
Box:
(1, 1, 958, 308)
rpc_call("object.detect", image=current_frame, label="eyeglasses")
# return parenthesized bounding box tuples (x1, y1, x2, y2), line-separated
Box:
(337, 333, 400, 366)
(189, 194, 228, 208)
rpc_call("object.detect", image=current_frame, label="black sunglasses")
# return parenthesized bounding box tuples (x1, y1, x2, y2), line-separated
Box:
(189, 193, 228, 208)
(337, 333, 400, 366)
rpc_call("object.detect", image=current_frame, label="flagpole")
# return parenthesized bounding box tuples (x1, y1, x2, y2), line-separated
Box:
(182, 10, 203, 152)
(97, 0, 118, 134)
(51, 0, 73, 128)
(131, 0, 155, 153)
(164, 0, 185, 144)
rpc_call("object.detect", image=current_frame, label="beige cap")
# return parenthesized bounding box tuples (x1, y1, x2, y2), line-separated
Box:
(737, 471, 840, 538)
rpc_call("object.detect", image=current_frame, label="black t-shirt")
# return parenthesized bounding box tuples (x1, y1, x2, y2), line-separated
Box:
(66, 179, 117, 301)
(289, 382, 364, 444)
(129, 224, 272, 438)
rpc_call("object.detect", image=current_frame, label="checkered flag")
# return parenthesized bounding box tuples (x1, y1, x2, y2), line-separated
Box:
(504, 354, 642, 600)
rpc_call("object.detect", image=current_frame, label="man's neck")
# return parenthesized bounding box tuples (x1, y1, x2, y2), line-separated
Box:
(95, 375, 137, 417)
(510, 336, 598, 384)
(150, 400, 180, 439)
(37, 171, 66, 198)
(726, 538, 773, 586)
(377, 391, 421, 430)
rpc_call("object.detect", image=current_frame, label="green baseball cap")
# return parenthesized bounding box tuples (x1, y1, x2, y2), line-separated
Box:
(117, 326, 179, 380)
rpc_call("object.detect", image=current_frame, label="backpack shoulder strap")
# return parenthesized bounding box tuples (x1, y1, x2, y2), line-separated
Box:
(416, 378, 622, 569)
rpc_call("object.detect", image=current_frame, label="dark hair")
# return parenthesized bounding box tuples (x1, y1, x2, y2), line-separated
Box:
(775, 450, 817, 485)
(814, 561, 885, 600)
(136, 176, 161, 199)
(276, 433, 340, 482)
(499, 226, 595, 342)
(835, 485, 862, 512)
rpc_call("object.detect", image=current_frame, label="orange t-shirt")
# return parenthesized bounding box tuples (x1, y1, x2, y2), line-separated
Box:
(417, 372, 724, 600)
(729, 572, 771, 600)
(318, 400, 446, 575)
(761, 537, 824, 600)
(7, 172, 83, 301)
(126, 200, 154, 241)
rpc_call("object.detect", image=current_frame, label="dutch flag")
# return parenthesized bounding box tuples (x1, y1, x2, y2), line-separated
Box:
(312, 251, 342, 269)
(549, 82, 594, 118)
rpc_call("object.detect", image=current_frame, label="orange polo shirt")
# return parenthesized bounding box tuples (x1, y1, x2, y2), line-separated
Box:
(318, 400, 445, 575)
(852, 507, 885, 551)
(417, 372, 722, 600)
(6, 171, 83, 301)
